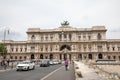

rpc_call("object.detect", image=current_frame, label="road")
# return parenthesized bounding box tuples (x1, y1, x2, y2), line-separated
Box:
(0, 64, 63, 80)
(43, 64, 75, 80)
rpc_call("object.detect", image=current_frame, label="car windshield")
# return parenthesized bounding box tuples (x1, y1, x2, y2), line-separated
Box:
(19, 61, 29, 64)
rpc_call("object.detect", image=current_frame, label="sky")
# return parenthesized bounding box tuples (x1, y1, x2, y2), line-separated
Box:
(0, 0, 120, 41)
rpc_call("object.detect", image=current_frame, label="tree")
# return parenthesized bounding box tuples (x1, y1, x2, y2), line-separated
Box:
(0, 43, 7, 59)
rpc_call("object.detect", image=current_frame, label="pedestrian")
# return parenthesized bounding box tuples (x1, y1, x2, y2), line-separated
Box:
(4, 60, 7, 70)
(64, 59, 69, 71)
(7, 59, 10, 66)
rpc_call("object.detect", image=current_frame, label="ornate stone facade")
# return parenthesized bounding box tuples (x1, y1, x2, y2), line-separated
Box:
(1, 25, 120, 61)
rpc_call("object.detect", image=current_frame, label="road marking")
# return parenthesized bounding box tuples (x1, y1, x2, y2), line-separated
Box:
(40, 66, 64, 80)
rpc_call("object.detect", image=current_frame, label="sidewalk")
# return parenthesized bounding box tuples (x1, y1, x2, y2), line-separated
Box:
(74, 61, 108, 80)
(0, 62, 17, 71)
(42, 64, 75, 80)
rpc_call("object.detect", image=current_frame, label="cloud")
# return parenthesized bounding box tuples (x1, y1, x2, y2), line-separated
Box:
(0, 29, 25, 41)
(0, 0, 120, 40)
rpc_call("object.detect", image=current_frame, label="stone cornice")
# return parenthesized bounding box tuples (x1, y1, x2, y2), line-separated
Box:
(26, 26, 107, 33)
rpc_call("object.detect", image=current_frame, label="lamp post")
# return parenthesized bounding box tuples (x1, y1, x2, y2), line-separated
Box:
(3, 28, 10, 59)
(2, 27, 10, 69)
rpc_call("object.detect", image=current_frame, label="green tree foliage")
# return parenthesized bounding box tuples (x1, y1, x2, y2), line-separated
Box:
(0, 43, 7, 58)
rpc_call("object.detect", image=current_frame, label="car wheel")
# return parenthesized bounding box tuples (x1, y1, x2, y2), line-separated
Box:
(27, 67, 29, 71)
(33, 66, 35, 70)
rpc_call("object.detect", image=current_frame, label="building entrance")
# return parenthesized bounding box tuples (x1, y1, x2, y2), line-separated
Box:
(60, 45, 71, 60)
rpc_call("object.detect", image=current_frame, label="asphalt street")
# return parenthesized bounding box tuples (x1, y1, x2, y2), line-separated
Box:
(42, 64, 75, 80)
(0, 64, 63, 80)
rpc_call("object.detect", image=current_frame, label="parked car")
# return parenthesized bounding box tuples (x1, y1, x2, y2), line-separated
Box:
(58, 60, 62, 64)
(49, 60, 54, 65)
(16, 61, 35, 71)
(53, 60, 59, 65)
(40, 60, 49, 67)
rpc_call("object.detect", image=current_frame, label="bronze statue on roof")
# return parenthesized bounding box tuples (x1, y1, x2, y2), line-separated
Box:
(61, 21, 69, 26)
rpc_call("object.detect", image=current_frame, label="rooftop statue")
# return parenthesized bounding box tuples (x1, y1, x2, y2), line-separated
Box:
(61, 21, 69, 26)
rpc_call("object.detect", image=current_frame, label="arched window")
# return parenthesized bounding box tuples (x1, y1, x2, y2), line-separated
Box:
(40, 54, 43, 59)
(31, 54, 34, 59)
(31, 35, 35, 41)
(88, 54, 92, 59)
(97, 33, 101, 40)
(98, 53, 103, 59)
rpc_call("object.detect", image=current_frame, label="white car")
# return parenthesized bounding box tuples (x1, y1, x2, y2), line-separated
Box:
(53, 60, 59, 65)
(16, 61, 35, 71)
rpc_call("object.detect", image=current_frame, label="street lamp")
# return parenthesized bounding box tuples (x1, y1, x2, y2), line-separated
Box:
(0, 27, 10, 69)
(3, 27, 10, 59)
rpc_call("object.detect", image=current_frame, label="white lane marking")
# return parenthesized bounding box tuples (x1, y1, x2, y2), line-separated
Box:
(40, 66, 64, 80)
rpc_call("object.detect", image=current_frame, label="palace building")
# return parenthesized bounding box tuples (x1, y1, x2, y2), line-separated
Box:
(1, 22, 120, 61)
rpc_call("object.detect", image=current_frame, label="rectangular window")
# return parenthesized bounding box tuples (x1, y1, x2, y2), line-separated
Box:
(16, 48, 18, 52)
(118, 47, 120, 51)
(50, 37, 53, 41)
(78, 36, 81, 41)
(59, 34, 62, 41)
(84, 47, 86, 51)
(25, 48, 27, 52)
(69, 34, 71, 41)
(83, 35, 86, 40)
(89, 47, 91, 51)
(45, 37, 48, 41)
(51, 48, 52, 51)
(64, 34, 67, 38)
(79, 47, 81, 51)
(11, 48, 14, 52)
(112, 47, 115, 51)
(41, 37, 43, 41)
(83, 36, 86, 38)
(31, 47, 35, 52)
(107, 47, 109, 51)
(46, 48, 48, 51)
(20, 48, 22, 52)
(41, 48, 43, 51)
(98, 46, 102, 52)
(88, 36, 91, 40)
